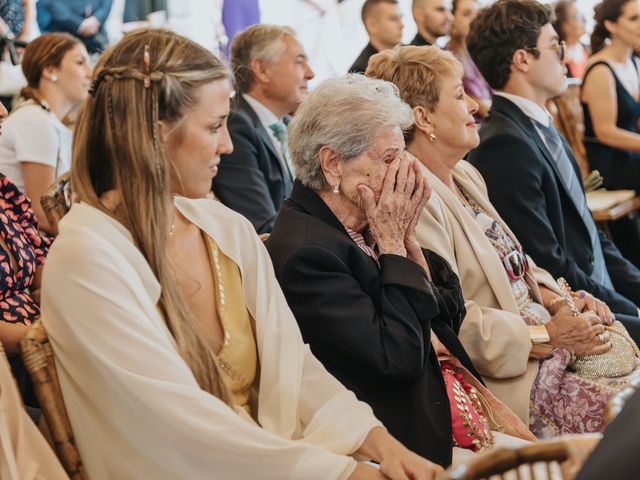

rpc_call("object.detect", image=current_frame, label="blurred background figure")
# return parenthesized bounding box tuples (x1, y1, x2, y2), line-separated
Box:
(410, 0, 452, 46)
(553, 0, 589, 79)
(349, 0, 403, 73)
(0, 33, 91, 233)
(581, 0, 640, 192)
(445, 0, 491, 120)
(38, 0, 113, 54)
(221, 0, 260, 59)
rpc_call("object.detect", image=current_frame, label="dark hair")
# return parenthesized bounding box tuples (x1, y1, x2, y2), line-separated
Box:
(591, 0, 632, 54)
(362, 0, 399, 23)
(467, 0, 552, 89)
(552, 0, 576, 43)
(20, 32, 81, 106)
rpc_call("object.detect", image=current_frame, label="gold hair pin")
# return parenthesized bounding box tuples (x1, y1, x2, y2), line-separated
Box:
(143, 44, 151, 88)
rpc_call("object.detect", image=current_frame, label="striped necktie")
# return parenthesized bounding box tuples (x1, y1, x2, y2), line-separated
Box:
(532, 117, 613, 289)
(268, 121, 294, 179)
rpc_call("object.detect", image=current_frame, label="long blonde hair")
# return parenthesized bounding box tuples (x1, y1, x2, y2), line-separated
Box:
(73, 29, 233, 401)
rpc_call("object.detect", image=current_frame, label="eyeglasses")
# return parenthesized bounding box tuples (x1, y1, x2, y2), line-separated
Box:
(523, 41, 566, 62)
(502, 247, 529, 282)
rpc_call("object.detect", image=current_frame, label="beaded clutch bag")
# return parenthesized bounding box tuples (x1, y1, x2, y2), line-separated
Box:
(442, 363, 494, 452)
(557, 278, 640, 379)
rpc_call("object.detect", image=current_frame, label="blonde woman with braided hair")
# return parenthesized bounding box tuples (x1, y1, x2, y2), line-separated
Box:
(40, 29, 440, 480)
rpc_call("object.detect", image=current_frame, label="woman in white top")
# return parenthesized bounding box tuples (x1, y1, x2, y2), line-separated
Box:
(41, 29, 441, 480)
(0, 32, 91, 233)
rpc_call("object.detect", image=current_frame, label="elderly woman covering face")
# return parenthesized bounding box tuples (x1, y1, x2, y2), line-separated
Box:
(266, 75, 534, 474)
(366, 45, 640, 438)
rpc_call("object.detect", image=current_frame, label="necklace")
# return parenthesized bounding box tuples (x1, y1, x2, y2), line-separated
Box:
(169, 223, 175, 238)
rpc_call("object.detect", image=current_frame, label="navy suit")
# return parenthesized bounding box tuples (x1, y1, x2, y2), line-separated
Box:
(469, 95, 640, 339)
(42, 0, 112, 53)
(213, 95, 293, 234)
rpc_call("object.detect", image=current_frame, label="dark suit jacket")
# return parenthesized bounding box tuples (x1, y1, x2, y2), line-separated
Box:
(576, 389, 640, 480)
(468, 95, 640, 315)
(348, 42, 378, 73)
(43, 0, 112, 53)
(213, 95, 293, 234)
(410, 33, 432, 46)
(266, 181, 482, 467)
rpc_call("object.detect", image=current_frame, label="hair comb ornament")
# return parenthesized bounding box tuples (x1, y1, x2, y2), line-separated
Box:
(143, 44, 151, 88)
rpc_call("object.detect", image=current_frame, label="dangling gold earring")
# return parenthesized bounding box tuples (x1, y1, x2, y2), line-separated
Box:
(429, 132, 437, 142)
(332, 184, 340, 194)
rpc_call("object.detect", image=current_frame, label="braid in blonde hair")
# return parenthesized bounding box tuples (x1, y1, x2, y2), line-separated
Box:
(73, 29, 234, 402)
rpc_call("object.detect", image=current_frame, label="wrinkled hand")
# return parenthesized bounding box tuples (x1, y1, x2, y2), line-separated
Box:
(545, 306, 611, 356)
(572, 290, 615, 325)
(78, 16, 100, 36)
(359, 153, 427, 260)
(403, 158, 431, 273)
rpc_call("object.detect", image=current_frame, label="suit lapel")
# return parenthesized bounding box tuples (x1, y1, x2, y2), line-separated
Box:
(238, 95, 293, 184)
(491, 96, 583, 218)
(427, 168, 521, 313)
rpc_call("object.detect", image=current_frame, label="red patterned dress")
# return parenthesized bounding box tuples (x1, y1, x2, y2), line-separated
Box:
(0, 175, 51, 327)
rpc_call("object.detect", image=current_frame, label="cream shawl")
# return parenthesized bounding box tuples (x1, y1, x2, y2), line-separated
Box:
(416, 160, 560, 423)
(0, 344, 68, 480)
(41, 197, 382, 480)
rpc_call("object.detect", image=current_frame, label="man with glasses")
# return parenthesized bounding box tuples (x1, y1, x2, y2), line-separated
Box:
(467, 0, 640, 341)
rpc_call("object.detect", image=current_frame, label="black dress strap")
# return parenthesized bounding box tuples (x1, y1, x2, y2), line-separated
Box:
(583, 60, 616, 81)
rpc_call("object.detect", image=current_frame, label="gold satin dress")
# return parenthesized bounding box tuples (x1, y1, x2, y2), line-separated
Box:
(206, 236, 258, 417)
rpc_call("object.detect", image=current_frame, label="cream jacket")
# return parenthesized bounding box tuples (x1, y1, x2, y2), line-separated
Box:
(41, 197, 382, 480)
(416, 161, 560, 423)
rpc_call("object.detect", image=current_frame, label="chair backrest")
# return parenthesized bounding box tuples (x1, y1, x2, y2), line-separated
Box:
(19, 320, 87, 480)
(604, 375, 640, 426)
(443, 436, 599, 480)
(548, 83, 589, 179)
(40, 172, 72, 237)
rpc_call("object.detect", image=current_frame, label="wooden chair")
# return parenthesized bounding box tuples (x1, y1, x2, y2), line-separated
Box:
(548, 84, 640, 233)
(604, 375, 640, 426)
(40, 172, 72, 237)
(441, 436, 600, 480)
(549, 83, 589, 179)
(19, 320, 88, 480)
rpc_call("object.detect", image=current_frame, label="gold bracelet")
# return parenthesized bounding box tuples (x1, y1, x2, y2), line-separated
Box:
(548, 296, 565, 310)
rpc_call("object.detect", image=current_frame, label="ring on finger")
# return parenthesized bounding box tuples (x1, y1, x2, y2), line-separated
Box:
(598, 333, 606, 344)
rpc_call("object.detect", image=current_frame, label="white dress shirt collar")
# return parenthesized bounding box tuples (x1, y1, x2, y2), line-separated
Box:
(242, 93, 281, 129)
(494, 91, 552, 127)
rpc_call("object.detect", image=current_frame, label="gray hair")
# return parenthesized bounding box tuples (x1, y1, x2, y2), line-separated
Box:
(231, 24, 296, 93)
(289, 74, 414, 191)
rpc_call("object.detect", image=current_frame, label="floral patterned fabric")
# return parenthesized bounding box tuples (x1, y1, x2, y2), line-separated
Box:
(459, 191, 638, 438)
(0, 176, 51, 326)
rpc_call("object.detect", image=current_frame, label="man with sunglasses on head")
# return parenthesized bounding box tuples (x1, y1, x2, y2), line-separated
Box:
(467, 0, 640, 342)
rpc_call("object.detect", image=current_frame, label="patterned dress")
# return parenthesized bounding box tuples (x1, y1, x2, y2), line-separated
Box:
(0, 175, 50, 327)
(458, 184, 640, 438)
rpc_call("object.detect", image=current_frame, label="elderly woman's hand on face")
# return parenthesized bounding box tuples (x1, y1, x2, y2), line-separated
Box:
(358, 152, 431, 273)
